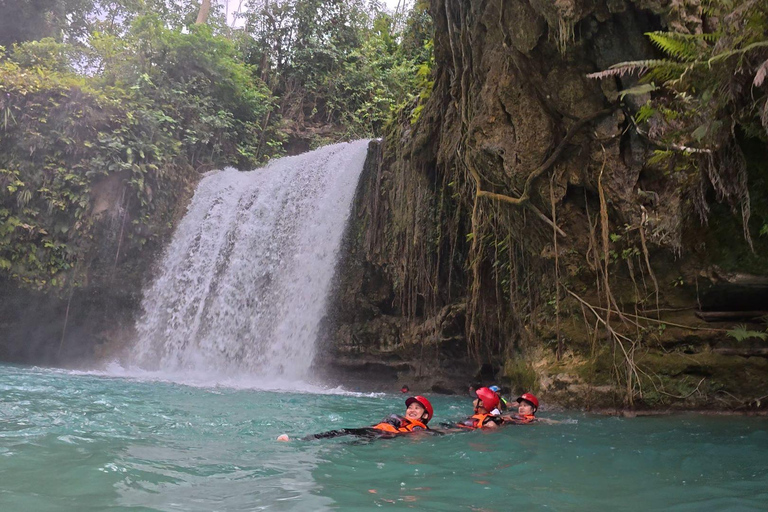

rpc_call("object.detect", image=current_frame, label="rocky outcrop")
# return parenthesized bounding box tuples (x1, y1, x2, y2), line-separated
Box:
(0, 169, 196, 366)
(321, 1, 768, 409)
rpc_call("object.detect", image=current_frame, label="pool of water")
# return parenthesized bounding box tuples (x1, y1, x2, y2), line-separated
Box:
(1, 364, 766, 511)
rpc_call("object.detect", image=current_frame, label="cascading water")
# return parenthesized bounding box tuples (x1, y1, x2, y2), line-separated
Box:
(130, 140, 370, 382)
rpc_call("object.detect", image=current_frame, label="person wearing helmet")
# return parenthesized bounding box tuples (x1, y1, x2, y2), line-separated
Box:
(371, 395, 433, 433)
(276, 395, 436, 441)
(501, 392, 540, 424)
(456, 387, 503, 430)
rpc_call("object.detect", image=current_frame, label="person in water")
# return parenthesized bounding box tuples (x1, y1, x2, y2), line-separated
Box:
(276, 395, 435, 441)
(456, 387, 503, 429)
(501, 392, 539, 424)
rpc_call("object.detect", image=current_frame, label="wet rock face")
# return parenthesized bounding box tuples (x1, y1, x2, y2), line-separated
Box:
(322, 1, 768, 408)
(0, 278, 139, 366)
(317, 141, 475, 393)
(0, 159, 193, 367)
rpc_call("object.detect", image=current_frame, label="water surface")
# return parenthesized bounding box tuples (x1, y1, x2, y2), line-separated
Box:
(1, 364, 766, 511)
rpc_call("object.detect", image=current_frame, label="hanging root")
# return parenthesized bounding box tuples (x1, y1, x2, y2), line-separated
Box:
(462, 107, 615, 212)
(638, 220, 660, 320)
(465, 177, 485, 360)
(550, 173, 562, 360)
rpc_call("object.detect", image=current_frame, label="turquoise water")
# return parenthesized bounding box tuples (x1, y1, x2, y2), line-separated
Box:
(1, 364, 767, 511)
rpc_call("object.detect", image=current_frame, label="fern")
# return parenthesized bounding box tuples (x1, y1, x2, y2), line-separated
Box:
(645, 31, 716, 62)
(635, 103, 656, 123)
(586, 59, 682, 79)
(727, 324, 768, 342)
(643, 62, 697, 84)
(588, 0, 768, 250)
(647, 149, 673, 166)
(708, 40, 768, 65)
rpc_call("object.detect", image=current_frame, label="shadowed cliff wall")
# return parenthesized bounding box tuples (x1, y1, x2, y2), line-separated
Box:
(321, 0, 768, 409)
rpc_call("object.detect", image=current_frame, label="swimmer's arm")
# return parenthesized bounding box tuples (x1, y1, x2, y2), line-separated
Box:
(277, 428, 377, 441)
(534, 417, 561, 424)
(430, 425, 465, 434)
(414, 428, 447, 435)
(499, 415, 561, 425)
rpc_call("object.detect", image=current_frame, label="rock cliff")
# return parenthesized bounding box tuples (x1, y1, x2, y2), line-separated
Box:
(320, 0, 768, 410)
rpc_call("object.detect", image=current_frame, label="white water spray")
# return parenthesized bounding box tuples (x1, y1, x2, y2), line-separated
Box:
(130, 140, 370, 382)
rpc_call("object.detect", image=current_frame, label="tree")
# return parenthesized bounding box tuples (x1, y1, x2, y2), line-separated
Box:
(0, 0, 94, 46)
(196, 0, 212, 24)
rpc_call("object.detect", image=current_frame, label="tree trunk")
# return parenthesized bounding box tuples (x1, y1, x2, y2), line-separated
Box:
(196, 0, 212, 25)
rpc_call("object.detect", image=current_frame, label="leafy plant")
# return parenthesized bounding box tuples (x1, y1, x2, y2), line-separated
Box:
(727, 324, 768, 342)
(588, 0, 768, 250)
(0, 13, 280, 290)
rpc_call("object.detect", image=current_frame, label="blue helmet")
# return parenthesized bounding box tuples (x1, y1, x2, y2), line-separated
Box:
(489, 385, 501, 393)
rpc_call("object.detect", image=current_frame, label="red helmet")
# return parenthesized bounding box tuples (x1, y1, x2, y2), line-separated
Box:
(516, 392, 539, 410)
(475, 387, 500, 411)
(405, 395, 434, 423)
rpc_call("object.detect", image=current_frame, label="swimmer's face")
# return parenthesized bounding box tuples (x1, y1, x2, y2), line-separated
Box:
(518, 400, 535, 416)
(472, 399, 488, 414)
(406, 402, 427, 421)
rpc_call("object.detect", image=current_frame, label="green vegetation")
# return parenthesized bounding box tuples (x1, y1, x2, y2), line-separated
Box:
(0, 21, 275, 288)
(238, 0, 433, 139)
(726, 324, 768, 342)
(590, 0, 768, 251)
(0, 0, 434, 290)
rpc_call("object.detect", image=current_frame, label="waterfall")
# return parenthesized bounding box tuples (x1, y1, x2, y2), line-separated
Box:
(130, 140, 369, 381)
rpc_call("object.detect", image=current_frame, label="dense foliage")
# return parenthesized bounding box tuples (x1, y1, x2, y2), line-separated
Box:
(237, 0, 433, 139)
(0, 24, 275, 288)
(0, 0, 434, 290)
(590, 0, 768, 249)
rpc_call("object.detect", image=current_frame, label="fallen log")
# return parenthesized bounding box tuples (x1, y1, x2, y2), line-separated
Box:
(694, 311, 768, 322)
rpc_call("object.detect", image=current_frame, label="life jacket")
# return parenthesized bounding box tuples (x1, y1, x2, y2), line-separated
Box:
(457, 413, 502, 430)
(503, 414, 536, 425)
(372, 415, 428, 433)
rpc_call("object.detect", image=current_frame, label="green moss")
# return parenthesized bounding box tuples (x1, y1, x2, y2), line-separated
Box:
(570, 348, 616, 386)
(502, 358, 538, 392)
(635, 351, 768, 405)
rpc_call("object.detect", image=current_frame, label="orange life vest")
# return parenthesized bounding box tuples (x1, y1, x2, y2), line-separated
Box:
(503, 414, 536, 425)
(372, 416, 428, 433)
(457, 413, 501, 430)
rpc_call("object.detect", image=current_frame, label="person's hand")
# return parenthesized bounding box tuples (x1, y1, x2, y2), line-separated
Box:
(382, 414, 403, 427)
